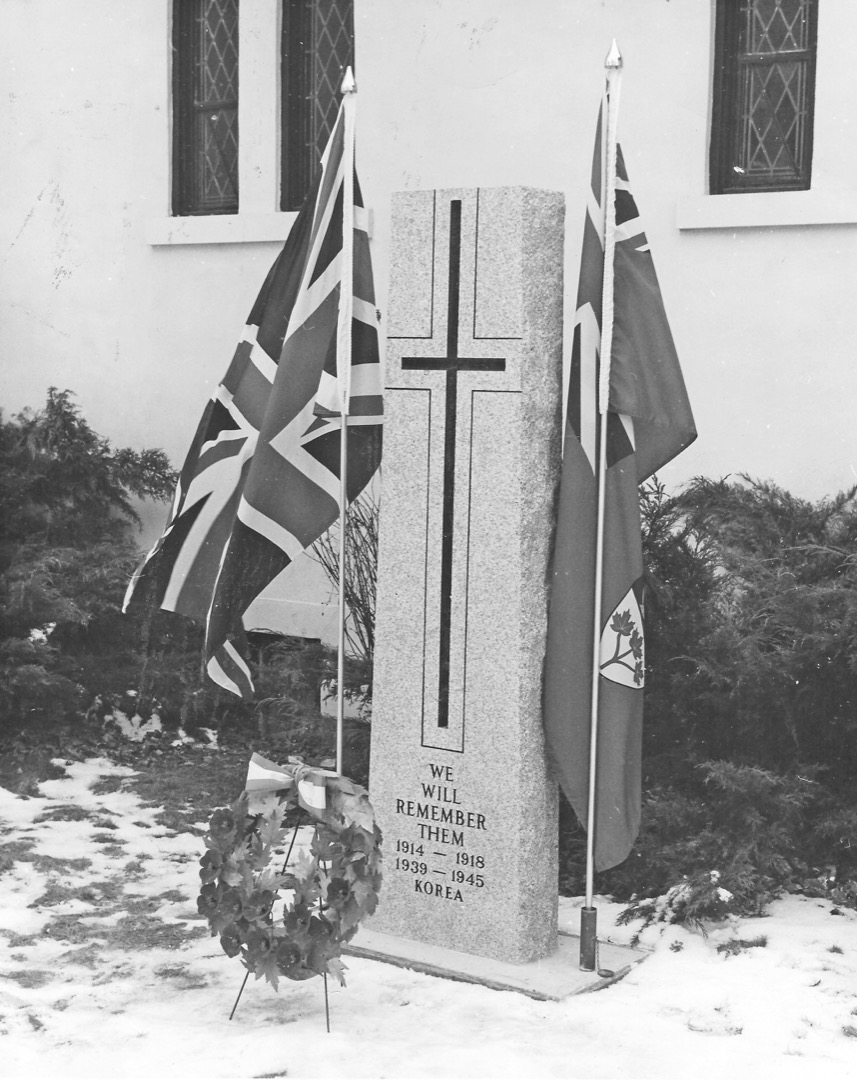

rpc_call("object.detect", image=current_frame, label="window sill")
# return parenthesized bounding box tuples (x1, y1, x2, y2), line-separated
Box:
(676, 191, 857, 231)
(146, 213, 298, 246)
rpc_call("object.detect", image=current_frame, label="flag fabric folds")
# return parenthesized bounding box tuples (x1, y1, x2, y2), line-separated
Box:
(543, 106, 696, 871)
(124, 96, 383, 698)
(244, 752, 335, 816)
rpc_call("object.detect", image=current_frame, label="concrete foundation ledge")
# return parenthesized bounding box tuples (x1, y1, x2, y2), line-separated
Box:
(344, 927, 649, 1001)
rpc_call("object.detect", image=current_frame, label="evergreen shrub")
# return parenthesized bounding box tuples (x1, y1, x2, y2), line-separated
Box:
(559, 476, 857, 922)
(0, 389, 175, 733)
(0, 389, 371, 782)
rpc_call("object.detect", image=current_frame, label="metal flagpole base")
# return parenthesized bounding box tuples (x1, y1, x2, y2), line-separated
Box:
(579, 906, 597, 971)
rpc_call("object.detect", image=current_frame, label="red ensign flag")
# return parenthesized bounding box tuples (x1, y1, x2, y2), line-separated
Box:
(543, 108, 696, 871)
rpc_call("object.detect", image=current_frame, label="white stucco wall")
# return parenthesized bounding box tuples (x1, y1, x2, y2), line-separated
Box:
(357, 0, 857, 499)
(2, 0, 857, 636)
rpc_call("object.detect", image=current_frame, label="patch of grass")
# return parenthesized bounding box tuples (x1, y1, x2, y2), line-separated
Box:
(61, 944, 101, 968)
(97, 844, 127, 857)
(153, 807, 201, 834)
(122, 895, 167, 915)
(829, 944, 844, 954)
(31, 877, 125, 908)
(90, 776, 127, 795)
(110, 914, 207, 951)
(123, 856, 151, 879)
(33, 804, 94, 824)
(3, 970, 55, 989)
(0, 842, 87, 878)
(0, 851, 19, 875)
(2, 843, 94, 877)
(92, 963, 135, 986)
(131, 746, 247, 826)
(45, 907, 205, 951)
(82, 880, 125, 902)
(44, 913, 107, 945)
(92, 832, 126, 845)
(4, 931, 39, 947)
(716, 935, 768, 957)
(153, 962, 210, 989)
(37, 855, 92, 873)
(155, 889, 187, 903)
(0, 748, 67, 795)
(91, 816, 118, 830)
(167, 852, 196, 865)
(153, 963, 191, 978)
(0, 839, 37, 863)
(118, 890, 188, 914)
(30, 881, 79, 908)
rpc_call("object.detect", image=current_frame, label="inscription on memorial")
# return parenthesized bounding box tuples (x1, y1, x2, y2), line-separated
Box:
(390, 762, 488, 903)
(369, 187, 563, 961)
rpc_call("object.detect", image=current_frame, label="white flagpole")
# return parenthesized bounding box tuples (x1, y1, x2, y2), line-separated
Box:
(335, 67, 357, 776)
(580, 39, 623, 973)
(337, 434, 348, 777)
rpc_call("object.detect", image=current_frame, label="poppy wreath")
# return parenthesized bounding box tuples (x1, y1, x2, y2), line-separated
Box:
(197, 755, 383, 989)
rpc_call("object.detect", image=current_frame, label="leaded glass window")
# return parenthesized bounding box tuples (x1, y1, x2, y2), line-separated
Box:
(173, 0, 239, 216)
(710, 0, 818, 194)
(281, 0, 354, 211)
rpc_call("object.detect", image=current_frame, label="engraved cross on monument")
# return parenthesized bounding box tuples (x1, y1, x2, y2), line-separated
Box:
(402, 199, 506, 735)
(368, 187, 564, 965)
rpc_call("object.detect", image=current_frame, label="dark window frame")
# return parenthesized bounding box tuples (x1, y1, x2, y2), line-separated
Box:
(280, 0, 311, 213)
(172, 0, 240, 217)
(710, 0, 818, 195)
(280, 0, 354, 212)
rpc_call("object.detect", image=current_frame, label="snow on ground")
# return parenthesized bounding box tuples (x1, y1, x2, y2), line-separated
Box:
(2, 757, 857, 1079)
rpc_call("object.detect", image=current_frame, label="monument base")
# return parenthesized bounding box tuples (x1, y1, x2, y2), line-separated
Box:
(344, 928, 648, 1001)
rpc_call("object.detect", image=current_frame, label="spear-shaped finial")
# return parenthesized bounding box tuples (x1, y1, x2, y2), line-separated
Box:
(341, 66, 356, 94)
(605, 39, 622, 70)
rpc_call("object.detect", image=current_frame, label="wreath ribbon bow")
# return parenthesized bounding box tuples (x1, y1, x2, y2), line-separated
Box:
(244, 752, 336, 817)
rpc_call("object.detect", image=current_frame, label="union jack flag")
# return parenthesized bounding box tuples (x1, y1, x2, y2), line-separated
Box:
(125, 94, 383, 698)
(544, 102, 695, 871)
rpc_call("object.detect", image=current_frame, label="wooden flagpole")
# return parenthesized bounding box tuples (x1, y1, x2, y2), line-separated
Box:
(335, 68, 357, 776)
(580, 39, 623, 973)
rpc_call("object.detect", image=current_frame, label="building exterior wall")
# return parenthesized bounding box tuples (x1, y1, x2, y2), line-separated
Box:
(2, 0, 856, 635)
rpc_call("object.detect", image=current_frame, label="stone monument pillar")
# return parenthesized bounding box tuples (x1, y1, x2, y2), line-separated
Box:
(368, 187, 565, 964)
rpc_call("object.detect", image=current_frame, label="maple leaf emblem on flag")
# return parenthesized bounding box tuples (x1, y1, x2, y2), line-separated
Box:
(599, 580, 645, 689)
